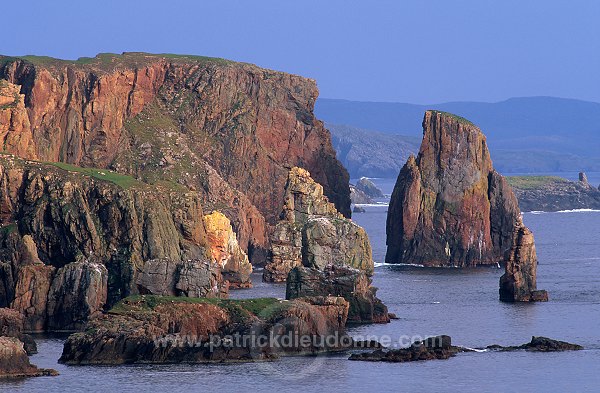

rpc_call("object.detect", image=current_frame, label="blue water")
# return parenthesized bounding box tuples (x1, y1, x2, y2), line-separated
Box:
(4, 179, 600, 392)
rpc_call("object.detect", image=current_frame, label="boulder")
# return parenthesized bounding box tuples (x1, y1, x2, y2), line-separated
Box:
(264, 167, 373, 282)
(203, 211, 252, 288)
(499, 226, 548, 302)
(0, 336, 57, 378)
(286, 265, 389, 323)
(579, 172, 589, 184)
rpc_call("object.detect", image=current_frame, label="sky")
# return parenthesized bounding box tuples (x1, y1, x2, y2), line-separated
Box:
(3, 0, 599, 104)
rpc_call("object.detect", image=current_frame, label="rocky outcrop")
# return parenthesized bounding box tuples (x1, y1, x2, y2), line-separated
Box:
(264, 167, 372, 282)
(486, 336, 583, 352)
(0, 336, 58, 378)
(507, 175, 600, 212)
(0, 308, 36, 354)
(136, 257, 227, 298)
(350, 185, 372, 205)
(59, 295, 351, 364)
(286, 265, 389, 323)
(356, 177, 384, 198)
(46, 258, 108, 331)
(0, 53, 351, 264)
(349, 335, 582, 363)
(579, 172, 588, 184)
(499, 226, 548, 302)
(386, 111, 523, 267)
(349, 335, 460, 362)
(203, 211, 252, 288)
(0, 155, 225, 331)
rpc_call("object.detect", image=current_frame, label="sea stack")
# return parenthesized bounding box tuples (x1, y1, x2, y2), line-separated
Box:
(386, 111, 520, 267)
(264, 167, 373, 282)
(385, 111, 547, 300)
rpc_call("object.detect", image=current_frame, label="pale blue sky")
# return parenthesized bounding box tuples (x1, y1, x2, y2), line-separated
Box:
(3, 0, 599, 103)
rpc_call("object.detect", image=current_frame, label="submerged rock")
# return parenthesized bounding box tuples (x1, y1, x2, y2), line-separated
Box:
(59, 295, 352, 364)
(264, 167, 373, 282)
(286, 265, 389, 323)
(0, 336, 57, 378)
(353, 205, 366, 213)
(386, 111, 522, 267)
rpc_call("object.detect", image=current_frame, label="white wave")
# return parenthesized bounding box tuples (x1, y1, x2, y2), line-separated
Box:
(460, 347, 488, 353)
(374, 262, 425, 268)
(354, 203, 389, 207)
(556, 209, 600, 213)
(525, 209, 600, 214)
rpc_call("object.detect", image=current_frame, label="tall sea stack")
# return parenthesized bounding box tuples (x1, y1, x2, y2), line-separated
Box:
(385, 111, 547, 300)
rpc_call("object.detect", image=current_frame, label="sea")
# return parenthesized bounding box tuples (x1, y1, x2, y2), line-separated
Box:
(3, 174, 600, 392)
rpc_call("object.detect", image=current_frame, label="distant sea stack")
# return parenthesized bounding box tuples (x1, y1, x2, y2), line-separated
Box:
(386, 111, 520, 267)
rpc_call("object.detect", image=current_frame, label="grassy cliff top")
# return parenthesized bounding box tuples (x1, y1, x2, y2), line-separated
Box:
(0, 52, 234, 71)
(109, 295, 286, 319)
(0, 153, 144, 189)
(427, 110, 476, 126)
(506, 175, 570, 190)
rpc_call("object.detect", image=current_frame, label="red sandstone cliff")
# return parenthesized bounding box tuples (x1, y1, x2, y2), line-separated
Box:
(0, 53, 351, 263)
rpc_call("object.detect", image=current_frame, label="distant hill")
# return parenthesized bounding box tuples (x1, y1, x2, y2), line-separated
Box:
(327, 124, 420, 178)
(317, 97, 600, 175)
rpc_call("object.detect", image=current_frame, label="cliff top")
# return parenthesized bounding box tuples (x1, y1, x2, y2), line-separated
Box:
(425, 110, 476, 127)
(506, 175, 571, 190)
(0, 52, 315, 83)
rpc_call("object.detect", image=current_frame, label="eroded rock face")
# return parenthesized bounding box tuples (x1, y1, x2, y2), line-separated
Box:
(203, 211, 252, 288)
(386, 111, 522, 267)
(0, 155, 223, 330)
(59, 295, 350, 364)
(0, 336, 57, 378)
(0, 308, 36, 354)
(286, 265, 389, 324)
(10, 264, 55, 332)
(0, 53, 351, 264)
(499, 226, 548, 302)
(264, 168, 373, 282)
(46, 258, 108, 331)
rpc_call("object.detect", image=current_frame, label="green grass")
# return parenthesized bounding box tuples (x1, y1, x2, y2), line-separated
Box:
(0, 223, 17, 236)
(427, 110, 475, 126)
(506, 175, 570, 190)
(49, 162, 143, 189)
(109, 295, 283, 318)
(1, 52, 233, 70)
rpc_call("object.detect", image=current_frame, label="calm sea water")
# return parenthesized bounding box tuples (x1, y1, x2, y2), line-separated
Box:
(4, 178, 600, 392)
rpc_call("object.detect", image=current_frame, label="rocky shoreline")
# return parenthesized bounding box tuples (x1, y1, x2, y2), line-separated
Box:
(507, 173, 600, 212)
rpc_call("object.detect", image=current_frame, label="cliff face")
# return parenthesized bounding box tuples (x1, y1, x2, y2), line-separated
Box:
(386, 111, 521, 267)
(0, 155, 227, 331)
(0, 53, 351, 262)
(264, 167, 372, 282)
